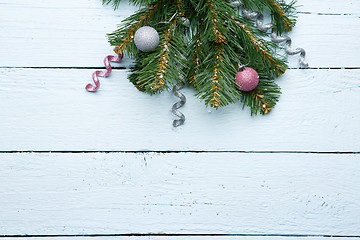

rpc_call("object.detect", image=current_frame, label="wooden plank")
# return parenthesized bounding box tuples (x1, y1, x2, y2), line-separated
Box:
(0, 68, 359, 152)
(297, 0, 360, 14)
(285, 13, 360, 68)
(0, 0, 137, 68)
(1, 0, 359, 15)
(0, 152, 359, 235)
(0, 0, 359, 68)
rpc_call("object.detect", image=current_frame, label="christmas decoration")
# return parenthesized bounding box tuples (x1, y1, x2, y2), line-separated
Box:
(172, 81, 186, 127)
(235, 67, 259, 91)
(181, 17, 191, 27)
(240, 3, 308, 67)
(134, 26, 160, 52)
(86, 54, 123, 92)
(87, 0, 308, 126)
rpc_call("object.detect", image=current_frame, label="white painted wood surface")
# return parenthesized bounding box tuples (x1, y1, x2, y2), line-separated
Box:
(1, 153, 360, 235)
(0, 0, 360, 68)
(0, 69, 359, 151)
(0, 0, 359, 238)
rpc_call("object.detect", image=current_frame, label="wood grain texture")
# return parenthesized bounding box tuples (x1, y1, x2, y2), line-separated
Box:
(0, 0, 359, 68)
(0, 68, 359, 152)
(0, 0, 359, 237)
(1, 153, 359, 235)
(296, 0, 360, 14)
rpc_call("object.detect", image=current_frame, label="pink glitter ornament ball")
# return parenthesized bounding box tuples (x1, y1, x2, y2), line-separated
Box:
(235, 67, 259, 91)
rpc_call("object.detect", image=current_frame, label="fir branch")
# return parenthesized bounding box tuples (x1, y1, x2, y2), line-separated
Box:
(176, 0, 185, 16)
(103, 0, 157, 9)
(128, 51, 149, 92)
(230, 17, 287, 77)
(188, 31, 203, 88)
(206, 0, 226, 43)
(241, 0, 297, 34)
(102, 0, 123, 9)
(209, 44, 224, 108)
(194, 41, 241, 108)
(190, 0, 243, 108)
(265, 0, 297, 33)
(128, 2, 188, 94)
(251, 89, 275, 114)
(129, 25, 174, 94)
(106, 0, 295, 114)
(151, 27, 173, 92)
(240, 77, 281, 115)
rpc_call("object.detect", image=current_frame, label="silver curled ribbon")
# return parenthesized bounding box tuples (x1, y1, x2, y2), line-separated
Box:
(230, 0, 309, 68)
(172, 81, 186, 127)
(270, 32, 308, 67)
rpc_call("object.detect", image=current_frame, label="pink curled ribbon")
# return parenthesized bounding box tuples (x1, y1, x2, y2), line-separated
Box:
(85, 54, 123, 92)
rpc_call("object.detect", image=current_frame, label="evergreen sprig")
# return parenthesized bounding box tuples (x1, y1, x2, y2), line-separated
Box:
(107, 1, 163, 57)
(104, 0, 298, 114)
(241, 0, 297, 34)
(125, 1, 188, 94)
(103, 0, 157, 9)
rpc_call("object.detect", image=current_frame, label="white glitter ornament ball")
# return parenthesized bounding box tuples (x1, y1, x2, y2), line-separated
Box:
(134, 26, 160, 52)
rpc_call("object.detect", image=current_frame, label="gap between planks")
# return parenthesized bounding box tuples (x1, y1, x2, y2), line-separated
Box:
(1, 233, 360, 238)
(297, 12, 357, 16)
(0, 151, 359, 154)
